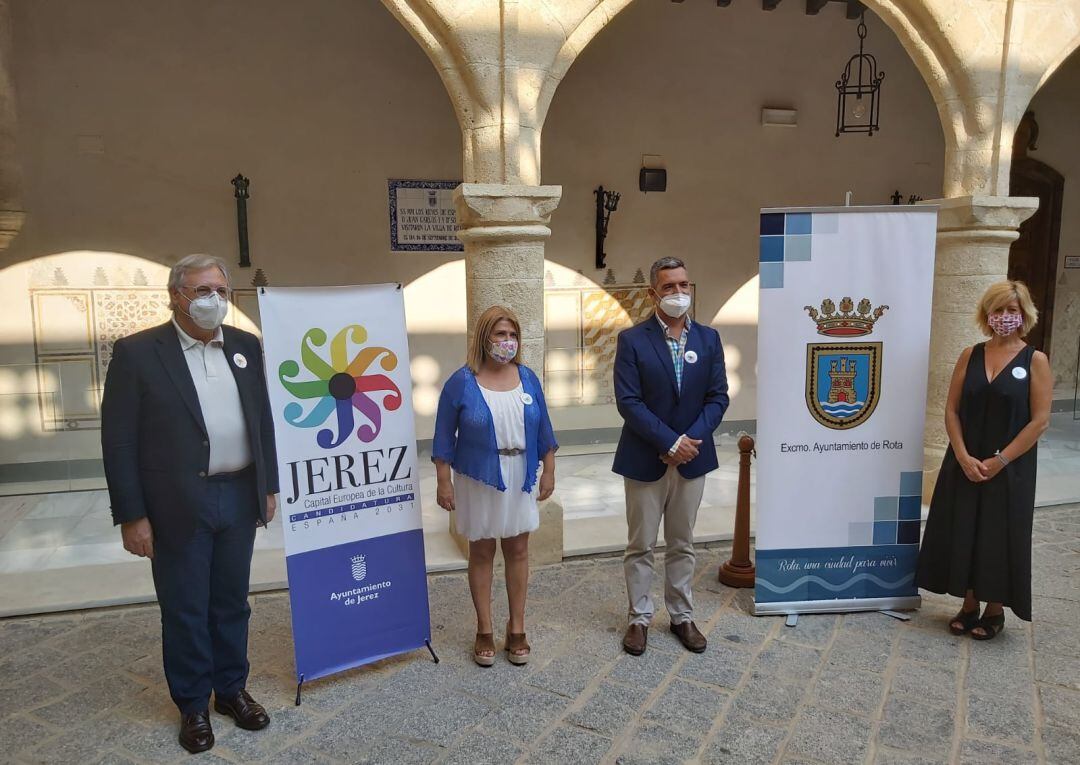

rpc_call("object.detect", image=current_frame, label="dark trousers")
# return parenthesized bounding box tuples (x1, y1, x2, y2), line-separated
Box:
(151, 468, 258, 714)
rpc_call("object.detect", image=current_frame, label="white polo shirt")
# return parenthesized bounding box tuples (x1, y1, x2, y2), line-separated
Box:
(173, 319, 252, 474)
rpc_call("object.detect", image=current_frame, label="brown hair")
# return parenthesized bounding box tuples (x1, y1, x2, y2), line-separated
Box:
(468, 305, 522, 372)
(975, 280, 1038, 338)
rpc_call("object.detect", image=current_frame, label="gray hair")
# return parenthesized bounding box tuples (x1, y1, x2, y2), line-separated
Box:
(167, 254, 230, 291)
(650, 257, 686, 287)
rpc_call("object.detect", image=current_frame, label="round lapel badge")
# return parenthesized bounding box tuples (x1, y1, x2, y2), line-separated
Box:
(1012, 367, 1027, 380)
(684, 350, 698, 364)
(233, 352, 248, 369)
(521, 392, 534, 405)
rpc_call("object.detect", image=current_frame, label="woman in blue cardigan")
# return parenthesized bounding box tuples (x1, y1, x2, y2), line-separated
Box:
(432, 305, 557, 667)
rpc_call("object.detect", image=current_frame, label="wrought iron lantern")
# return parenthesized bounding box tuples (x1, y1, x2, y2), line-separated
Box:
(835, 12, 884, 136)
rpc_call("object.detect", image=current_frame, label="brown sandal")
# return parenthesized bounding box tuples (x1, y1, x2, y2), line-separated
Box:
(505, 624, 530, 665)
(474, 633, 495, 667)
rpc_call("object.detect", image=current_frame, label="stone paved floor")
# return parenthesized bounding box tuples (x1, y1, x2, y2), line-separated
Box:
(2, 503, 1080, 765)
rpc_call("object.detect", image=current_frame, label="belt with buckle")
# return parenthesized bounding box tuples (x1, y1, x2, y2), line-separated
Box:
(498, 448, 524, 456)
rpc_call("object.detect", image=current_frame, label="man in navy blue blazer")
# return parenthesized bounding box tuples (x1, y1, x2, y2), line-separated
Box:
(613, 257, 729, 656)
(101, 255, 278, 754)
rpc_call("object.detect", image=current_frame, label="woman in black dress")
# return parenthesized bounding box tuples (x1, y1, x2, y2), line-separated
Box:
(917, 280, 1052, 639)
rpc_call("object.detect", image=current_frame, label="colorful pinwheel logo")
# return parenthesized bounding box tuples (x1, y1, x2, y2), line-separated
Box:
(278, 326, 403, 449)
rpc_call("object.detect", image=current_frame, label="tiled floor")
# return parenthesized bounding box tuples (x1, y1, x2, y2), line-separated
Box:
(1, 414, 1078, 615)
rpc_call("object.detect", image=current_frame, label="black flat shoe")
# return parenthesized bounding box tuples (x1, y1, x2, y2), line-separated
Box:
(178, 709, 214, 753)
(948, 607, 981, 635)
(214, 689, 270, 730)
(971, 612, 1005, 641)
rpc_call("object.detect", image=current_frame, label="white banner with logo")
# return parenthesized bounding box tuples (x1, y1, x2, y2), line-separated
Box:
(754, 206, 938, 614)
(259, 284, 431, 682)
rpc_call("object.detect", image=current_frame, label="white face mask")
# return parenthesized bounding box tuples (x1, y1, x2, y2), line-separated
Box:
(181, 293, 229, 331)
(658, 292, 692, 319)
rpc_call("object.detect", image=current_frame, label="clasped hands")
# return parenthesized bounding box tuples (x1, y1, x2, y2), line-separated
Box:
(958, 454, 1004, 483)
(662, 435, 702, 466)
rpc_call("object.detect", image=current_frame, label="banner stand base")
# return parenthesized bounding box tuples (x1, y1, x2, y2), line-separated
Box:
(880, 609, 913, 621)
(293, 640, 440, 707)
(753, 595, 921, 616)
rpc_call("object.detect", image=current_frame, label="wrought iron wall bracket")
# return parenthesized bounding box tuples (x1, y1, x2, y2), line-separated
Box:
(594, 185, 620, 270)
(231, 173, 251, 268)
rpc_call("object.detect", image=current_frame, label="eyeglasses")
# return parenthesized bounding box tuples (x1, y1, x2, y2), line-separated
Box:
(182, 284, 231, 300)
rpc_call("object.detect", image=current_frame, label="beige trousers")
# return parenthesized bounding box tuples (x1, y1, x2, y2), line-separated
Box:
(623, 465, 706, 626)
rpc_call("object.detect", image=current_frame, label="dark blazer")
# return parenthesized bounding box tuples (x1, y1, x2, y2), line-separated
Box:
(101, 321, 279, 541)
(612, 316, 730, 482)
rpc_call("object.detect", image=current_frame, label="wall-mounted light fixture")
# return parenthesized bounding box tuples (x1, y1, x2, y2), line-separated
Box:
(594, 186, 621, 270)
(639, 154, 667, 193)
(639, 168, 667, 193)
(761, 108, 798, 128)
(835, 12, 884, 137)
(231, 173, 251, 268)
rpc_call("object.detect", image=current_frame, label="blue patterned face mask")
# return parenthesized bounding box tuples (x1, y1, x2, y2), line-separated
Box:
(488, 339, 518, 364)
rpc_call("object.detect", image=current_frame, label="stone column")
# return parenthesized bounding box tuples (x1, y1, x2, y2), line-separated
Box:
(0, 0, 25, 250)
(922, 196, 1038, 499)
(451, 183, 563, 565)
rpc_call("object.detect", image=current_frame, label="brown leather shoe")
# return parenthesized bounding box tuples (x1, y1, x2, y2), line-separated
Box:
(214, 689, 270, 731)
(671, 620, 707, 653)
(622, 623, 648, 656)
(178, 709, 214, 753)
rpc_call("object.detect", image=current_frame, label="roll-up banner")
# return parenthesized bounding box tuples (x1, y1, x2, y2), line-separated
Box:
(259, 284, 431, 682)
(754, 206, 938, 615)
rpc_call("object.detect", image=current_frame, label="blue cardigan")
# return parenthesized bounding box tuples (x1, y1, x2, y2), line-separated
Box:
(431, 364, 557, 493)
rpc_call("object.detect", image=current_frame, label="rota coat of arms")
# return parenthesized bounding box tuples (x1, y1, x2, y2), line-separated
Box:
(804, 297, 887, 430)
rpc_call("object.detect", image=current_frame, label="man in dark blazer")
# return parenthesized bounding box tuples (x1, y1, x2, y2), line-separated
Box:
(102, 254, 278, 754)
(613, 257, 729, 656)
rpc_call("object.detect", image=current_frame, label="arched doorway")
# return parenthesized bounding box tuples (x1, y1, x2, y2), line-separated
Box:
(1007, 111, 1063, 355)
(1020, 46, 1080, 399)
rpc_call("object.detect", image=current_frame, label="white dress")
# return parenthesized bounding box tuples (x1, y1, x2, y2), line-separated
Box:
(453, 383, 540, 541)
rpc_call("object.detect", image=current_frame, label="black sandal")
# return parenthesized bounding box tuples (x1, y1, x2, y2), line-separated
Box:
(948, 607, 981, 636)
(971, 611, 1005, 641)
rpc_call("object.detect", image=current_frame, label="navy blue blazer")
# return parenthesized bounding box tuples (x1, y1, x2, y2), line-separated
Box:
(101, 321, 279, 542)
(612, 316, 730, 482)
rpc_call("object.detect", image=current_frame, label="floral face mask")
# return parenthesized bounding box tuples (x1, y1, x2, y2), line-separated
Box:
(988, 313, 1023, 336)
(488, 339, 518, 364)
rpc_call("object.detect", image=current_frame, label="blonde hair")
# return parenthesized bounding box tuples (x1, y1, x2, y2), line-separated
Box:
(976, 280, 1038, 338)
(468, 305, 522, 372)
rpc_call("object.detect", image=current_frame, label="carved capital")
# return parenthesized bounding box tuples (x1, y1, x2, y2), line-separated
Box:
(923, 196, 1039, 233)
(453, 184, 562, 244)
